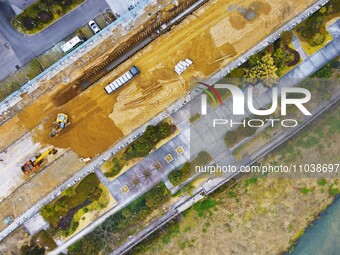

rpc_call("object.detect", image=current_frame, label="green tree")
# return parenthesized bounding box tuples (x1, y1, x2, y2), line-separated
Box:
(40, 204, 55, 219)
(245, 54, 278, 86)
(145, 184, 169, 210)
(125, 136, 152, 159)
(169, 162, 191, 186)
(229, 68, 245, 78)
(157, 123, 171, 139)
(20, 243, 45, 255)
(272, 47, 285, 68)
(22, 16, 36, 30)
(248, 55, 260, 67)
(121, 208, 132, 218)
(280, 31, 293, 44)
(37, 10, 53, 24)
(224, 131, 237, 146)
(144, 125, 159, 143)
(63, 187, 76, 198)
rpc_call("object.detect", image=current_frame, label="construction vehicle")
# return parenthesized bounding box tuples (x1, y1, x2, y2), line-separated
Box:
(50, 113, 70, 137)
(21, 147, 57, 175)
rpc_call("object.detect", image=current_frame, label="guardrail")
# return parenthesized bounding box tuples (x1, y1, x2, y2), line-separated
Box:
(0, 0, 151, 110)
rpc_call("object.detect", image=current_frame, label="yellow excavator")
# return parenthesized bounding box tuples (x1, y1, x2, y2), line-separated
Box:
(50, 113, 70, 137)
(21, 147, 57, 175)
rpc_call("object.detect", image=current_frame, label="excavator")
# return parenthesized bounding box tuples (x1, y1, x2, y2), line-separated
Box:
(50, 113, 70, 137)
(21, 147, 57, 175)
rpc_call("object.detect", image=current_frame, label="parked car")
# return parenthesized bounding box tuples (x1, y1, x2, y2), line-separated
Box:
(88, 20, 101, 34)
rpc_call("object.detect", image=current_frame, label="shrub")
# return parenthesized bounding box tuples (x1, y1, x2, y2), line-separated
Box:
(224, 131, 237, 146)
(59, 0, 73, 7)
(168, 162, 191, 186)
(22, 16, 36, 30)
(192, 151, 212, 166)
(37, 10, 53, 23)
(311, 32, 326, 46)
(124, 122, 174, 160)
(104, 157, 124, 178)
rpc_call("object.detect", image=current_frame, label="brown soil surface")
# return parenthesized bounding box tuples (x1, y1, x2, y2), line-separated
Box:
(2, 0, 317, 160)
(0, 116, 27, 152)
(229, 14, 247, 29)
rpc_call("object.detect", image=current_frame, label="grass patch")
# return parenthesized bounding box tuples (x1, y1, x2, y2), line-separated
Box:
(169, 151, 211, 187)
(224, 118, 258, 148)
(189, 113, 201, 123)
(162, 222, 180, 244)
(295, 31, 333, 56)
(22, 58, 43, 79)
(169, 162, 191, 186)
(244, 177, 258, 192)
(193, 197, 216, 217)
(328, 183, 340, 196)
(317, 179, 327, 186)
(300, 187, 312, 195)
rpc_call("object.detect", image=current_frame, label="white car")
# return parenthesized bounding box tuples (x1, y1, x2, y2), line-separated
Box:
(88, 20, 101, 34)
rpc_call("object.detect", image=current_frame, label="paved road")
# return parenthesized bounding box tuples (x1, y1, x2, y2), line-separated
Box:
(104, 0, 141, 16)
(0, 0, 110, 66)
(8, 0, 38, 10)
(0, 31, 21, 80)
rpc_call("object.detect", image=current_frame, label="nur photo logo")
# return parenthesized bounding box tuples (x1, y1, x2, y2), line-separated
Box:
(197, 82, 312, 128)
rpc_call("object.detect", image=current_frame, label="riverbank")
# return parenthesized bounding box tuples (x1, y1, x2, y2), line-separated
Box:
(287, 194, 340, 255)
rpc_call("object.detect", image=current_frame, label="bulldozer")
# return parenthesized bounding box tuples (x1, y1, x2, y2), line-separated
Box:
(21, 147, 57, 175)
(50, 113, 70, 137)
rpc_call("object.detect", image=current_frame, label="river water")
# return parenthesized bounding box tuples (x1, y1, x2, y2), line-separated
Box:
(290, 196, 340, 255)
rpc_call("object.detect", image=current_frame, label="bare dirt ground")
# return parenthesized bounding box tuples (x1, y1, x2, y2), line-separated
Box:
(0, 226, 29, 255)
(1, 0, 318, 158)
(0, 115, 27, 152)
(0, 150, 84, 230)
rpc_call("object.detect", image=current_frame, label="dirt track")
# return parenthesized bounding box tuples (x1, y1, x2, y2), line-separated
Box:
(1, 0, 317, 159)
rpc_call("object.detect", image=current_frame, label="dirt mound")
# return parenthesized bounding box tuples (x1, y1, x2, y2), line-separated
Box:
(34, 92, 123, 158)
(229, 14, 247, 30)
(250, 1, 272, 15)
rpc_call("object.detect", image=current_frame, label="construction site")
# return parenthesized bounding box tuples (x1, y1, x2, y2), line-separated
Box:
(0, 0, 319, 231)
